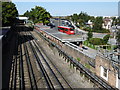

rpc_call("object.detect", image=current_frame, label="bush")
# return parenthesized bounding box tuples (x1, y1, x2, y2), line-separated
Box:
(76, 58, 81, 61)
(91, 29, 110, 33)
(83, 27, 91, 31)
(84, 63, 91, 69)
(87, 31, 93, 40)
(103, 34, 110, 44)
(89, 38, 104, 45)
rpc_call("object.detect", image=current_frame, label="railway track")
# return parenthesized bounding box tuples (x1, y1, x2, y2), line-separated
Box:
(9, 26, 73, 89)
(25, 31, 73, 89)
(9, 30, 29, 89)
(29, 31, 73, 89)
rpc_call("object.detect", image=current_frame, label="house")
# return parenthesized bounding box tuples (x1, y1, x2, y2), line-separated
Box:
(95, 50, 120, 89)
(102, 17, 112, 29)
(86, 20, 93, 28)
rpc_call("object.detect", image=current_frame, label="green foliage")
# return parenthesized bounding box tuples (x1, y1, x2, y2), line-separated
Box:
(83, 26, 91, 31)
(84, 63, 91, 69)
(103, 34, 110, 44)
(93, 17, 103, 31)
(76, 58, 81, 61)
(2, 2, 18, 26)
(83, 40, 97, 50)
(116, 29, 120, 45)
(71, 12, 91, 27)
(112, 17, 120, 26)
(91, 28, 110, 33)
(71, 13, 79, 24)
(89, 38, 104, 45)
(24, 6, 51, 24)
(87, 30, 93, 40)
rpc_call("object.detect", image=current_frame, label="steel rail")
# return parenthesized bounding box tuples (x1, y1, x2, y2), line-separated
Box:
(24, 32, 55, 89)
(10, 32, 18, 89)
(32, 38, 64, 90)
(34, 38, 73, 89)
(30, 31, 73, 89)
(19, 33, 25, 90)
(22, 35, 38, 90)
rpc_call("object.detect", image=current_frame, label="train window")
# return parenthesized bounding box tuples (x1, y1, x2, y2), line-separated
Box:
(65, 29, 68, 31)
(58, 27, 60, 30)
(62, 28, 65, 30)
(70, 28, 74, 31)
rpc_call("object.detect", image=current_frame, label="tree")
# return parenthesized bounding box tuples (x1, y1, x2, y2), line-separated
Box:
(103, 34, 110, 44)
(117, 17, 120, 26)
(111, 17, 116, 26)
(89, 16, 95, 22)
(71, 12, 91, 28)
(93, 17, 103, 31)
(24, 10, 30, 17)
(2, 2, 18, 26)
(78, 12, 90, 23)
(24, 6, 51, 24)
(116, 29, 120, 59)
(116, 29, 120, 48)
(77, 19, 84, 27)
(87, 30, 93, 40)
(71, 13, 79, 24)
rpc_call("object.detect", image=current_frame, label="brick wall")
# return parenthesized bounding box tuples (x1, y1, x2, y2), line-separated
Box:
(62, 43, 95, 71)
(95, 54, 117, 87)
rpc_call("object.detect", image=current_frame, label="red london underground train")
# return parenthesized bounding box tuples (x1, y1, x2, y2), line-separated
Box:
(58, 26, 75, 35)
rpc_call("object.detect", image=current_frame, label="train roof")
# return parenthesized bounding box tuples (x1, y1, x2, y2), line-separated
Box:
(58, 26, 72, 28)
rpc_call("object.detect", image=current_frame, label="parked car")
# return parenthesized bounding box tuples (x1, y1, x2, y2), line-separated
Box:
(47, 23, 55, 28)
(82, 46, 88, 50)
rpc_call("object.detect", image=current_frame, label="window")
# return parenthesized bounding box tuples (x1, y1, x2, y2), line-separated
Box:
(58, 27, 60, 30)
(100, 66, 108, 81)
(65, 29, 68, 31)
(103, 68, 107, 77)
(70, 28, 74, 31)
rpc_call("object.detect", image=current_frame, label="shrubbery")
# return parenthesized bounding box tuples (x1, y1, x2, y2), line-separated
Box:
(83, 27, 91, 31)
(88, 34, 110, 45)
(89, 38, 104, 45)
(82, 27, 110, 33)
(103, 34, 110, 44)
(91, 29, 110, 33)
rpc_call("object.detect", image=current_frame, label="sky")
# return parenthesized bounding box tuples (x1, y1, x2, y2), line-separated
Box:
(13, 2, 119, 16)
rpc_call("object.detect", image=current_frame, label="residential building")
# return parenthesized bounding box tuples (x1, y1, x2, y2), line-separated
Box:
(102, 17, 112, 29)
(95, 50, 120, 89)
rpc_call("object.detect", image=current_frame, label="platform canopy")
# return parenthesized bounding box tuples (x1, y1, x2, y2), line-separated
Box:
(16, 17, 28, 20)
